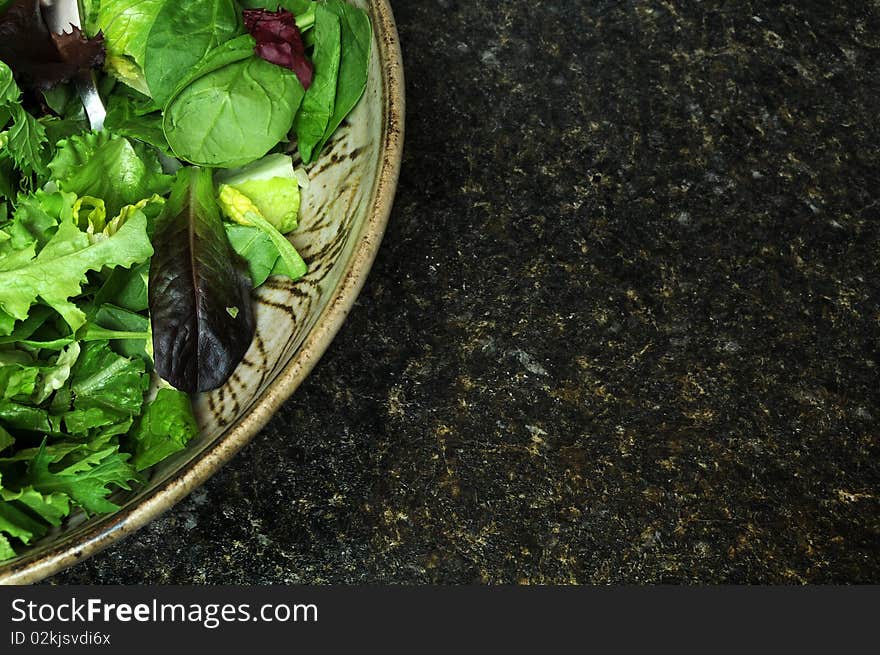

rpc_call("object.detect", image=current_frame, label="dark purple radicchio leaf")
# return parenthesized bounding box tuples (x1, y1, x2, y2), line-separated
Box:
(0, 0, 105, 92)
(243, 7, 313, 89)
(149, 168, 255, 393)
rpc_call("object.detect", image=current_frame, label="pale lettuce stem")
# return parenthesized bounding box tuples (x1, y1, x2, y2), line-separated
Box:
(296, 6, 317, 31)
(79, 326, 151, 341)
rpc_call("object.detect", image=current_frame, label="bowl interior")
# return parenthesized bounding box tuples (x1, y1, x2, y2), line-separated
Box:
(0, 0, 403, 584)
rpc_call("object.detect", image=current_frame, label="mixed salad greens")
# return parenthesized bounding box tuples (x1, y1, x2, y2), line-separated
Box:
(0, 0, 371, 561)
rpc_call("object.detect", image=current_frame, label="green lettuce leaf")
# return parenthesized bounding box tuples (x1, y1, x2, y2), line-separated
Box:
(7, 190, 78, 251)
(0, 441, 88, 466)
(0, 400, 51, 433)
(0, 496, 47, 547)
(130, 388, 198, 471)
(0, 533, 14, 560)
(33, 342, 81, 404)
(48, 131, 172, 217)
(215, 153, 301, 233)
(0, 211, 154, 335)
(97, 0, 167, 95)
(49, 341, 148, 438)
(0, 477, 71, 558)
(23, 443, 140, 515)
(89, 304, 151, 361)
(0, 316, 15, 335)
(218, 184, 307, 282)
(0, 361, 38, 401)
(0, 341, 80, 405)
(1, 483, 69, 528)
(0, 425, 13, 453)
(226, 224, 306, 286)
(0, 61, 48, 179)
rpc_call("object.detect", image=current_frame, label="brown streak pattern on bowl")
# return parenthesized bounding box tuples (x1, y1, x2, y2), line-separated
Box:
(0, 0, 405, 585)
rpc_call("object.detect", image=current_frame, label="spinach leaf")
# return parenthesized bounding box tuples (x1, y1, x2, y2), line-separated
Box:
(94, 262, 150, 313)
(294, 4, 341, 164)
(91, 304, 151, 362)
(143, 0, 241, 105)
(148, 168, 254, 392)
(311, 0, 371, 160)
(103, 95, 170, 154)
(163, 56, 304, 168)
(163, 34, 255, 101)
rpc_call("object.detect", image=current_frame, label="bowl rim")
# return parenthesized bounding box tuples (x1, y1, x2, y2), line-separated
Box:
(0, 0, 405, 585)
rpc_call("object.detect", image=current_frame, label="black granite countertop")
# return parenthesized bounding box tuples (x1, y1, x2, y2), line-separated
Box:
(52, 1, 879, 584)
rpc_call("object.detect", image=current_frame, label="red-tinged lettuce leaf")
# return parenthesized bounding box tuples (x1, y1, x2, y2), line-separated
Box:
(51, 26, 105, 69)
(148, 168, 255, 393)
(243, 7, 313, 89)
(0, 0, 105, 92)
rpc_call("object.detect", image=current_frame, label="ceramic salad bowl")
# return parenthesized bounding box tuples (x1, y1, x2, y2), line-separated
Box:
(0, 0, 404, 584)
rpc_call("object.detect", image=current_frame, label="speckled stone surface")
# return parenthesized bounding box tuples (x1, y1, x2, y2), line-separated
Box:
(50, 1, 879, 584)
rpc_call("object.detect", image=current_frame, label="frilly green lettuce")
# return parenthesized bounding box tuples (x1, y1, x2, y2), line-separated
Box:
(0, 211, 153, 335)
(48, 131, 172, 218)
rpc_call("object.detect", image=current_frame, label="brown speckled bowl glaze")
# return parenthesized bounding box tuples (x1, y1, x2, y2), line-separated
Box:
(0, 0, 404, 585)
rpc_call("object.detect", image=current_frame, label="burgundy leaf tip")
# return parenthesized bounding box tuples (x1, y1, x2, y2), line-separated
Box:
(0, 0, 106, 92)
(243, 8, 313, 90)
(51, 27, 106, 71)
